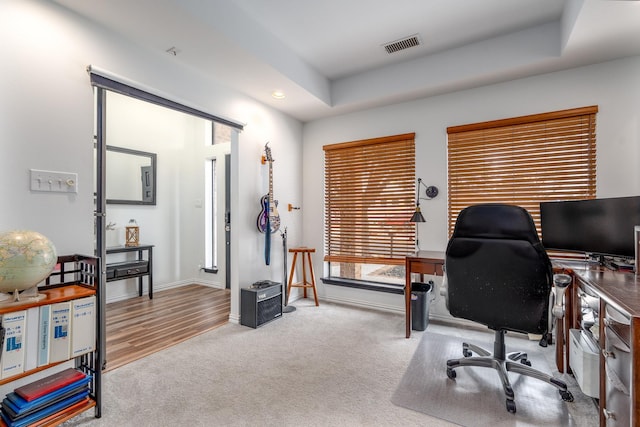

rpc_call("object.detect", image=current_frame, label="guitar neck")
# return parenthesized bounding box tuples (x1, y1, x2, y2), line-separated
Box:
(268, 160, 274, 207)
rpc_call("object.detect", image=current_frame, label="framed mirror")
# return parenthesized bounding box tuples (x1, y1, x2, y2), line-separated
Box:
(106, 145, 157, 205)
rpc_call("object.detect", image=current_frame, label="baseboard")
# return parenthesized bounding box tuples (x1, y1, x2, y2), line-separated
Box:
(228, 313, 241, 324)
(105, 279, 225, 304)
(320, 295, 404, 314)
(191, 278, 225, 289)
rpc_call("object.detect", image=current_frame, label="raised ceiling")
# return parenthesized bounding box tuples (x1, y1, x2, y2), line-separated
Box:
(55, 0, 640, 122)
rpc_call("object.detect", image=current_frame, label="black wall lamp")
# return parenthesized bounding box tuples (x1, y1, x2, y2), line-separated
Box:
(409, 178, 439, 223)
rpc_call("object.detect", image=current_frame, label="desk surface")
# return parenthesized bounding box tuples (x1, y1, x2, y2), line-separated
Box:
(554, 259, 640, 317)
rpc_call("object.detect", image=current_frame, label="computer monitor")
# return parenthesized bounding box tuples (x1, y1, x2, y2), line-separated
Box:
(540, 196, 640, 260)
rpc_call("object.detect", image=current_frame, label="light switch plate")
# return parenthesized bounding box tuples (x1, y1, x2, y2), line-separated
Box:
(30, 169, 78, 193)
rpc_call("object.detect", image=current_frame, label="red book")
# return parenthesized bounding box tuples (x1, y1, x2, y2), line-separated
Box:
(14, 368, 86, 402)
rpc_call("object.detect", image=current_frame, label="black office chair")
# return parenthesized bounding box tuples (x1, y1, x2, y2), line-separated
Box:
(443, 204, 573, 414)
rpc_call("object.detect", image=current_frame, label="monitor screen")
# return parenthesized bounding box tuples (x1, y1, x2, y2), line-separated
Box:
(540, 196, 640, 259)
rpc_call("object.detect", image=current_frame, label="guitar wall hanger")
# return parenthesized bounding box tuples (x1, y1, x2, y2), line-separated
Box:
(288, 204, 301, 212)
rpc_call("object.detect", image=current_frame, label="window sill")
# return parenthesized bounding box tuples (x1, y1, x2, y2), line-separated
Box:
(321, 277, 404, 295)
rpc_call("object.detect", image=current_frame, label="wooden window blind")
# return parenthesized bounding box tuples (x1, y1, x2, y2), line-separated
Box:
(447, 106, 597, 237)
(323, 133, 416, 266)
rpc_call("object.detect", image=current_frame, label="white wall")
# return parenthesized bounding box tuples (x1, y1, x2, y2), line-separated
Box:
(303, 55, 640, 316)
(0, 0, 303, 322)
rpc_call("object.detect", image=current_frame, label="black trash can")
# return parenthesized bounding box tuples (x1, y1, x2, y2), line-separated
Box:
(411, 281, 433, 331)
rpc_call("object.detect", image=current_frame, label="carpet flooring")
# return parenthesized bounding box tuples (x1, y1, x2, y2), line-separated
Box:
(62, 299, 598, 426)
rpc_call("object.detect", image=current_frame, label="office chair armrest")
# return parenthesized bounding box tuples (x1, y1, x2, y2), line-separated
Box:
(542, 273, 572, 347)
(552, 273, 572, 318)
(440, 274, 449, 311)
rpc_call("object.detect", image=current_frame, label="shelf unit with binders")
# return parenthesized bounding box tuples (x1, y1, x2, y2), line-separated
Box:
(0, 254, 102, 425)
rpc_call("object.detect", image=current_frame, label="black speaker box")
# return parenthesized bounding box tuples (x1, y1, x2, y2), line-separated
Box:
(240, 282, 282, 328)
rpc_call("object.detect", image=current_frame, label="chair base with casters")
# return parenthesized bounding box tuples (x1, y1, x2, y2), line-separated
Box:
(446, 329, 574, 414)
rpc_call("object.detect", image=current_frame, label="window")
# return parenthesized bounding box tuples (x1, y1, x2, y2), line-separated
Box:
(212, 122, 232, 146)
(323, 133, 416, 286)
(204, 122, 233, 272)
(447, 106, 597, 237)
(204, 158, 217, 270)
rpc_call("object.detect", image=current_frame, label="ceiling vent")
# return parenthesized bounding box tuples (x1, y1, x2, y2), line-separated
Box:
(383, 34, 421, 54)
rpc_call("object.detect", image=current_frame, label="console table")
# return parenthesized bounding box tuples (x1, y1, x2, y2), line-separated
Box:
(554, 260, 640, 426)
(106, 244, 154, 299)
(405, 251, 445, 338)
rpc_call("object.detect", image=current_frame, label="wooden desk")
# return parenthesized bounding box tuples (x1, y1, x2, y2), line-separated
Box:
(554, 260, 640, 426)
(405, 251, 445, 338)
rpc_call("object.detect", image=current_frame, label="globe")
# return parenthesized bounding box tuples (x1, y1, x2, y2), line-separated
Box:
(0, 230, 57, 294)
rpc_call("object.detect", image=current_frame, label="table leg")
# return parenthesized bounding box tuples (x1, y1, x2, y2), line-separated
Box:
(148, 247, 153, 299)
(405, 259, 411, 338)
(137, 249, 143, 297)
(287, 252, 298, 304)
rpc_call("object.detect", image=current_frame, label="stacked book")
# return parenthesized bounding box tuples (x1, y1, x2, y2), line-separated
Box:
(0, 368, 91, 427)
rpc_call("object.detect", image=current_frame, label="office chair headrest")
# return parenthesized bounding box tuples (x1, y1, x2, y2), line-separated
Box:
(451, 204, 540, 244)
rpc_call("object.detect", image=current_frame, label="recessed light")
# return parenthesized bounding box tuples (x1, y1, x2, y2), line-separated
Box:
(271, 90, 285, 99)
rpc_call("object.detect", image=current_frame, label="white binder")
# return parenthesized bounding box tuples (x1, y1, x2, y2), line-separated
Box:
(49, 301, 71, 363)
(37, 304, 51, 367)
(24, 306, 40, 371)
(71, 296, 96, 357)
(1, 310, 27, 379)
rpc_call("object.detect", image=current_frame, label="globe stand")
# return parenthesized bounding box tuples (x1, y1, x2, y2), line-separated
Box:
(0, 286, 46, 307)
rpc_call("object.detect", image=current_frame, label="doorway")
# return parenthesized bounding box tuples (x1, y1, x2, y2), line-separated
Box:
(91, 70, 241, 366)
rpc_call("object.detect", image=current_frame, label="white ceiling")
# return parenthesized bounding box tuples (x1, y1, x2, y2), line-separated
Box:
(55, 0, 640, 122)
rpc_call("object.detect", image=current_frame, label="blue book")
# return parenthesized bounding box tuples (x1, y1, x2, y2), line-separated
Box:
(0, 389, 89, 427)
(2, 385, 88, 421)
(5, 375, 90, 412)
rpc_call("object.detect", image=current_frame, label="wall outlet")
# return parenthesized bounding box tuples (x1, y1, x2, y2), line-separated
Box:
(30, 169, 78, 193)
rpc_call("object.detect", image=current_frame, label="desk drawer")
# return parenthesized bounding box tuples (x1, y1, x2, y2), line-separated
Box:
(569, 329, 599, 398)
(604, 325, 631, 386)
(604, 364, 631, 427)
(107, 260, 149, 279)
(604, 304, 630, 345)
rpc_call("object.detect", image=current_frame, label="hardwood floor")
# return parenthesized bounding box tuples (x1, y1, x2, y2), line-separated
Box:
(105, 284, 230, 371)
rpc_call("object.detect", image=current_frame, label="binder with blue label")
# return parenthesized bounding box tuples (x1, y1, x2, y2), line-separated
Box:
(48, 302, 71, 363)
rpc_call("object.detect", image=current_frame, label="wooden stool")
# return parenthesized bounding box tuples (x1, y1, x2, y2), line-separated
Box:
(287, 247, 319, 306)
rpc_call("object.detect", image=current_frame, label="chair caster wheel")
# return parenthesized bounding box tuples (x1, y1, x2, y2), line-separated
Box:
(463, 349, 472, 357)
(506, 399, 516, 413)
(560, 390, 574, 402)
(446, 368, 457, 380)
